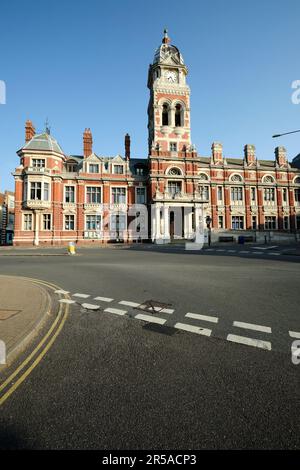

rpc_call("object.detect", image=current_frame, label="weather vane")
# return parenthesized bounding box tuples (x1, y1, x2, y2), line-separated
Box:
(45, 117, 51, 135)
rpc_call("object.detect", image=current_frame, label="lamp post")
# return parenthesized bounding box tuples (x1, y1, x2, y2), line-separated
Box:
(206, 215, 212, 246)
(272, 130, 300, 138)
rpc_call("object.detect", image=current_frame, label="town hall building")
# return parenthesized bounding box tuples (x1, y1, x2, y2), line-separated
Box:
(13, 30, 300, 246)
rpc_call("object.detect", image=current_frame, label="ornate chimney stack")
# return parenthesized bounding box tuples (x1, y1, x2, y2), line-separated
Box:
(83, 128, 93, 157)
(25, 120, 35, 142)
(211, 142, 223, 164)
(244, 144, 256, 165)
(275, 146, 287, 166)
(125, 133, 131, 160)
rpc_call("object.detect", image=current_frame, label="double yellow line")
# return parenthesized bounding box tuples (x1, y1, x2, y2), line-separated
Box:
(0, 277, 69, 406)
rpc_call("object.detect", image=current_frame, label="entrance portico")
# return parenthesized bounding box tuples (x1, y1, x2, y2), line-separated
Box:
(152, 201, 208, 243)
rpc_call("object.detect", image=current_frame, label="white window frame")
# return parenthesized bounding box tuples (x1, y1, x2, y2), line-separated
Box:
(113, 164, 124, 175)
(23, 213, 33, 231)
(85, 186, 102, 204)
(264, 216, 277, 230)
(64, 185, 76, 203)
(64, 214, 75, 231)
(85, 214, 102, 231)
(217, 186, 223, 202)
(135, 186, 147, 204)
(31, 158, 46, 168)
(250, 187, 256, 203)
(42, 213, 52, 231)
(231, 216, 244, 230)
(111, 186, 127, 204)
(89, 163, 99, 174)
(230, 186, 243, 202)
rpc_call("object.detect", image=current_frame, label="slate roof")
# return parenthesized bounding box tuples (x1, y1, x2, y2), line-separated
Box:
(23, 133, 64, 154)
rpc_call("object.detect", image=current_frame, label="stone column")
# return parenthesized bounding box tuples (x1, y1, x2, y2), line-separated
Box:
(155, 204, 162, 242)
(163, 205, 170, 242)
(34, 210, 39, 246)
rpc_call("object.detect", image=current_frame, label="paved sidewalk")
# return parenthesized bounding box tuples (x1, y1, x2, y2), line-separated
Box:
(0, 276, 52, 366)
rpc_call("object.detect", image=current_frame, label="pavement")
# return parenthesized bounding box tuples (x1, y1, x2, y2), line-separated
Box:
(0, 247, 299, 449)
(0, 275, 52, 366)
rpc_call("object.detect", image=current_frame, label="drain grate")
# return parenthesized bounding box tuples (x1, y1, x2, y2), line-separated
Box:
(134, 299, 172, 314)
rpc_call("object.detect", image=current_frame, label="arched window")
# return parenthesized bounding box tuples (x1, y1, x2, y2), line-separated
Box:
(294, 176, 300, 184)
(262, 175, 275, 184)
(168, 167, 181, 176)
(175, 104, 182, 127)
(230, 174, 243, 182)
(162, 103, 169, 126)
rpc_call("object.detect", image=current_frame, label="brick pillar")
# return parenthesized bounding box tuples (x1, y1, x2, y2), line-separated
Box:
(52, 178, 62, 244)
(211, 186, 218, 228)
(245, 187, 252, 229)
(277, 188, 283, 230)
(257, 187, 264, 230)
(224, 187, 231, 229)
(77, 182, 85, 238)
(289, 187, 296, 230)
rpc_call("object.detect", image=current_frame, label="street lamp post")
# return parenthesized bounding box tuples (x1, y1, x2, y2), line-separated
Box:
(272, 129, 300, 138)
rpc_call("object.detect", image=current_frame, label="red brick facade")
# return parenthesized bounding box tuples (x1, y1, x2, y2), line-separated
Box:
(13, 31, 300, 246)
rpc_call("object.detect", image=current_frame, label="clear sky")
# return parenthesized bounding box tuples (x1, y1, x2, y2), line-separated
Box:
(0, 0, 299, 191)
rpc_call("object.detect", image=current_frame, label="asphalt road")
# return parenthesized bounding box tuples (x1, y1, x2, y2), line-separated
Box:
(0, 245, 299, 449)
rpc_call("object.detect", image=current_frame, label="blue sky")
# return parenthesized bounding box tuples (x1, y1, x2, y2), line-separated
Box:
(0, 0, 299, 191)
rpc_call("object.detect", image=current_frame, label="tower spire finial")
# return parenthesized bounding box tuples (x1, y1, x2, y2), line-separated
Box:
(162, 28, 170, 44)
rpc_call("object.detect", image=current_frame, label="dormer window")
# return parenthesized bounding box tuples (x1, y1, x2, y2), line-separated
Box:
(114, 165, 124, 175)
(32, 159, 45, 168)
(89, 164, 99, 173)
(66, 164, 77, 172)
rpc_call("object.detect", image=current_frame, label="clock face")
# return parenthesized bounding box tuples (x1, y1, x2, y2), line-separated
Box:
(165, 70, 178, 83)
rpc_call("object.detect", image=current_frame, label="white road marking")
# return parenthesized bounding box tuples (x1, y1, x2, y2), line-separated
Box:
(186, 312, 218, 323)
(228, 250, 236, 253)
(59, 299, 75, 304)
(135, 313, 166, 325)
(268, 252, 280, 256)
(73, 293, 90, 298)
(233, 321, 271, 334)
(54, 289, 70, 294)
(161, 308, 174, 314)
(289, 331, 300, 339)
(119, 300, 141, 307)
(81, 303, 100, 310)
(227, 334, 271, 350)
(174, 322, 211, 336)
(205, 248, 214, 251)
(104, 307, 127, 316)
(251, 246, 278, 250)
(216, 249, 225, 252)
(94, 296, 114, 302)
(152, 307, 174, 314)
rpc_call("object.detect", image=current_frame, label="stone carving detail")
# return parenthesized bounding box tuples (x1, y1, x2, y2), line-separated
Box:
(231, 174, 243, 182)
(168, 168, 181, 176)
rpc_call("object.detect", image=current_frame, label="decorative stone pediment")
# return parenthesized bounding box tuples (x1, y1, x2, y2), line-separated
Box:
(111, 155, 125, 163)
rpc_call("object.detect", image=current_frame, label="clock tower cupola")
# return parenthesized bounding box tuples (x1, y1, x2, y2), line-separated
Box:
(147, 29, 191, 153)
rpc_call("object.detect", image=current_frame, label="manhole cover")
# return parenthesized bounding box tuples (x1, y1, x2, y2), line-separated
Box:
(134, 299, 172, 314)
(0, 309, 22, 320)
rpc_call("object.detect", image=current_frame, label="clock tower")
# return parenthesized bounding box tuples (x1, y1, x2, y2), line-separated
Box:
(147, 29, 192, 153)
